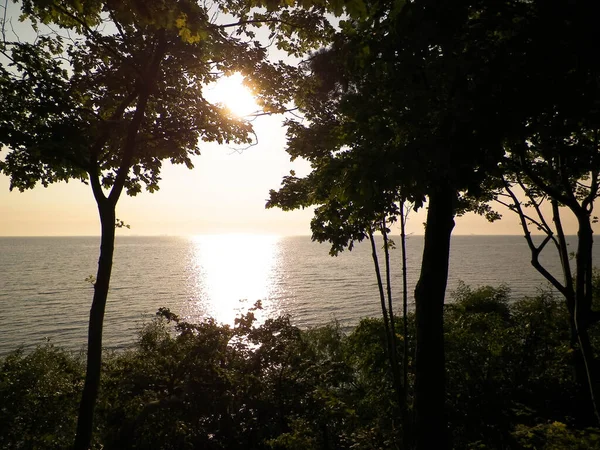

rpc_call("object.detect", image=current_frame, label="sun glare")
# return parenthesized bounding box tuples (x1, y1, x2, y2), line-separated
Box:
(206, 73, 260, 118)
(186, 234, 282, 325)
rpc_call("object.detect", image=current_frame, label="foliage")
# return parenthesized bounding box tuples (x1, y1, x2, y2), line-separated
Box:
(512, 422, 600, 450)
(449, 282, 511, 319)
(445, 286, 573, 448)
(0, 345, 84, 449)
(267, 0, 531, 254)
(0, 2, 339, 446)
(266, 6, 537, 444)
(499, 0, 600, 221)
(0, 1, 284, 196)
(4, 284, 600, 449)
(491, 3, 600, 423)
(344, 317, 410, 447)
(94, 309, 361, 450)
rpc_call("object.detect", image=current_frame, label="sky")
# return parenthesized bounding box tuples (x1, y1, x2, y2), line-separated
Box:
(0, 3, 595, 237)
(1, 124, 583, 237)
(0, 113, 323, 236)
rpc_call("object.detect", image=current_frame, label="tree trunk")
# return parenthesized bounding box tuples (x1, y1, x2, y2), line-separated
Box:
(413, 187, 456, 450)
(399, 201, 411, 449)
(74, 202, 116, 450)
(576, 214, 594, 328)
(574, 213, 600, 425)
(552, 199, 574, 315)
(369, 231, 403, 406)
(381, 221, 404, 398)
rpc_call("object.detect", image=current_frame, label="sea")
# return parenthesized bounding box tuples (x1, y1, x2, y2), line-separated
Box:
(0, 235, 593, 355)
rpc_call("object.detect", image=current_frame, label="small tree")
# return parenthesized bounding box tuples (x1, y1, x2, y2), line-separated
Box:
(492, 0, 600, 425)
(499, 131, 600, 425)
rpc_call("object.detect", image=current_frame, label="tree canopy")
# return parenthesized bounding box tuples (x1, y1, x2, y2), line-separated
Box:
(267, 0, 600, 446)
(0, 0, 336, 197)
(0, 1, 338, 448)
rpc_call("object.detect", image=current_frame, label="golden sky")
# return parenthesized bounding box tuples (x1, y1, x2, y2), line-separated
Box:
(0, 82, 591, 237)
(1, 114, 583, 238)
(0, 71, 590, 237)
(0, 3, 594, 237)
(0, 113, 315, 236)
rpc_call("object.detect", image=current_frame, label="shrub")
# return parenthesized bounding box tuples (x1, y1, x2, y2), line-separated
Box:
(3, 284, 600, 449)
(0, 345, 83, 449)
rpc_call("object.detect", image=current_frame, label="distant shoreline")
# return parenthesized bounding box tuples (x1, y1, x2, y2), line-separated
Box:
(0, 233, 575, 238)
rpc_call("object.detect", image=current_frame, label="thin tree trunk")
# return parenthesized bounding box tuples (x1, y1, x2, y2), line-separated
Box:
(574, 214, 600, 425)
(552, 200, 575, 315)
(73, 33, 165, 450)
(414, 187, 456, 450)
(369, 230, 404, 410)
(382, 220, 402, 385)
(381, 219, 397, 341)
(399, 201, 411, 448)
(400, 203, 409, 392)
(74, 202, 116, 450)
(552, 200, 589, 388)
(381, 220, 406, 442)
(370, 230, 392, 340)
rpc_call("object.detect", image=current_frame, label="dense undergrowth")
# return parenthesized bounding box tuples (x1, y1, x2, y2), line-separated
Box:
(2, 285, 600, 449)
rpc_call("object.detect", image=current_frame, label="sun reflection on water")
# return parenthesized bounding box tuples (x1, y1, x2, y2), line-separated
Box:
(185, 234, 282, 325)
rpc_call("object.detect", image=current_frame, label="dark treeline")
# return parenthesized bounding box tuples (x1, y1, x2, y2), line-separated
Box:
(2, 284, 600, 450)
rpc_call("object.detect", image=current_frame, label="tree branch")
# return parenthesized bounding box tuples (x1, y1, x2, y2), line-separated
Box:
(50, 2, 124, 63)
(503, 178, 567, 296)
(1, 0, 8, 43)
(583, 165, 599, 214)
(108, 30, 167, 205)
(552, 198, 574, 296)
(495, 197, 548, 232)
(247, 107, 299, 119)
(517, 177, 557, 248)
(515, 140, 577, 209)
(88, 163, 107, 205)
(214, 18, 299, 30)
(558, 149, 579, 207)
(90, 88, 139, 166)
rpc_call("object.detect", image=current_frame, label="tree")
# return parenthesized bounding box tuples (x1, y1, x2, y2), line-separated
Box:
(0, 1, 333, 447)
(489, 0, 600, 425)
(499, 172, 600, 425)
(268, 1, 540, 447)
(269, 37, 410, 428)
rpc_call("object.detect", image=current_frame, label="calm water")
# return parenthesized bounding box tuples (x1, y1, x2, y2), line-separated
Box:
(0, 235, 592, 354)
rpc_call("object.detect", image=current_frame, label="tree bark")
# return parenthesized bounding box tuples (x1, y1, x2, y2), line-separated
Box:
(369, 231, 402, 404)
(413, 186, 456, 450)
(576, 214, 594, 327)
(381, 221, 404, 397)
(399, 201, 411, 449)
(74, 202, 116, 450)
(574, 213, 600, 425)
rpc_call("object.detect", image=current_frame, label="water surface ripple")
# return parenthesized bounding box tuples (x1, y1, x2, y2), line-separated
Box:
(0, 235, 590, 354)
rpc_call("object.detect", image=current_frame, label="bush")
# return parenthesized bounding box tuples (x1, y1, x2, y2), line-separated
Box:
(2, 285, 600, 449)
(445, 284, 515, 448)
(444, 284, 600, 449)
(0, 345, 83, 449)
(513, 422, 600, 449)
(96, 308, 364, 449)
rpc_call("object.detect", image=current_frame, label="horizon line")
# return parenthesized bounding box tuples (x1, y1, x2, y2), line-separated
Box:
(0, 233, 572, 238)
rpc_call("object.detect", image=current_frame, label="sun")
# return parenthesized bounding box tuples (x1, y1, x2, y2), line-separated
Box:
(206, 72, 260, 118)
